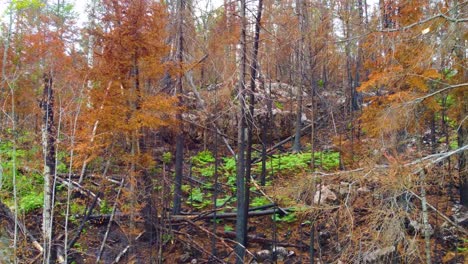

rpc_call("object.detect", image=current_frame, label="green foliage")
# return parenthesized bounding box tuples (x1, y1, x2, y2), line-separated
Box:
(198, 165, 215, 177)
(319, 152, 340, 170)
(181, 184, 191, 193)
(186, 187, 212, 209)
(318, 79, 325, 88)
(162, 234, 173, 243)
(192, 150, 215, 177)
(9, 0, 44, 12)
(216, 195, 233, 207)
(19, 192, 43, 213)
(250, 196, 270, 207)
(222, 157, 236, 172)
(100, 200, 112, 214)
(190, 187, 204, 202)
(274, 101, 284, 110)
(255, 151, 339, 175)
(162, 152, 172, 164)
(457, 247, 467, 253)
(272, 212, 297, 223)
(70, 202, 86, 215)
(56, 151, 69, 174)
(224, 224, 234, 232)
(442, 68, 458, 79)
(192, 150, 215, 165)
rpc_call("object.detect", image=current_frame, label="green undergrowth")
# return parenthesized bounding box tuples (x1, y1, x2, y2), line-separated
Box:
(255, 151, 340, 174)
(0, 135, 44, 213)
(184, 150, 339, 211)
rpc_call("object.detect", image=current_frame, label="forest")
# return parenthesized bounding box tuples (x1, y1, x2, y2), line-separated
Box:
(0, 0, 467, 263)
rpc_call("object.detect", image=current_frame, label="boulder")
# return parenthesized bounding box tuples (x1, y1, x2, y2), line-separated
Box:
(314, 185, 337, 205)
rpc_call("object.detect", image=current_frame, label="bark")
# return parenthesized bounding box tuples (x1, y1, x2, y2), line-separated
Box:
(235, 0, 247, 261)
(86, 206, 293, 222)
(419, 170, 432, 264)
(292, 0, 306, 152)
(173, 0, 185, 215)
(41, 72, 56, 264)
(450, 0, 468, 207)
(459, 113, 467, 207)
(244, 0, 263, 247)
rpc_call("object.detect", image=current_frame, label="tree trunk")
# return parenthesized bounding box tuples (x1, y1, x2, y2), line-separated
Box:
(42, 72, 56, 264)
(173, 0, 185, 216)
(244, 0, 263, 247)
(292, 0, 305, 153)
(235, 0, 247, 261)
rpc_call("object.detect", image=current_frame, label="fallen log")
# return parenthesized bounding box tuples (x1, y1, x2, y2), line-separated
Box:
(56, 176, 103, 205)
(0, 200, 43, 253)
(67, 191, 101, 250)
(85, 207, 294, 223)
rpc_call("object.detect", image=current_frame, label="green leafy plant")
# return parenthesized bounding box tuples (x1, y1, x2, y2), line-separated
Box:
(274, 101, 284, 110)
(250, 196, 270, 207)
(224, 225, 234, 232)
(19, 192, 43, 213)
(216, 196, 233, 207)
(100, 200, 112, 214)
(272, 212, 297, 223)
(186, 187, 211, 209)
(192, 150, 215, 165)
(254, 152, 340, 175)
(192, 150, 215, 177)
(162, 152, 172, 164)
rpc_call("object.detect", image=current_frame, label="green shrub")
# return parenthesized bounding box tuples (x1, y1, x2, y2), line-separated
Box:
(254, 151, 339, 175)
(250, 196, 270, 207)
(19, 192, 43, 213)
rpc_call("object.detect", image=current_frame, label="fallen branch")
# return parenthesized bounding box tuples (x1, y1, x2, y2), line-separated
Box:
(112, 231, 145, 264)
(56, 176, 103, 205)
(97, 179, 125, 263)
(406, 189, 467, 235)
(0, 200, 43, 253)
(67, 191, 101, 251)
(187, 207, 292, 221)
(86, 207, 293, 223)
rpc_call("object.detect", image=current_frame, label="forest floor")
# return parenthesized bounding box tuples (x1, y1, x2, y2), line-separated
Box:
(1, 138, 467, 263)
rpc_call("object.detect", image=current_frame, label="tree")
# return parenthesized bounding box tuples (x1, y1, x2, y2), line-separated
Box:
(235, 0, 248, 261)
(172, 0, 186, 216)
(76, 0, 178, 255)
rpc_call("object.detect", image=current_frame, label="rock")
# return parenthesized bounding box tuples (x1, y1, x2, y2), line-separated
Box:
(314, 185, 337, 205)
(272, 246, 288, 261)
(254, 247, 291, 263)
(255, 249, 271, 262)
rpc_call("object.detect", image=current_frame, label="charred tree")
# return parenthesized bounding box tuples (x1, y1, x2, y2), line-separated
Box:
(235, 0, 248, 261)
(173, 0, 185, 215)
